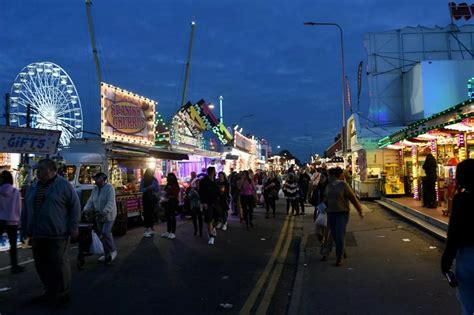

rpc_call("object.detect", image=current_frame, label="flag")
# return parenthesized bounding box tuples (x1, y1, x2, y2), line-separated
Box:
(357, 61, 363, 111)
(345, 76, 352, 112)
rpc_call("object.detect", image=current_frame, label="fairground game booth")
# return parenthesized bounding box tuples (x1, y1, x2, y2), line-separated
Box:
(378, 100, 474, 223)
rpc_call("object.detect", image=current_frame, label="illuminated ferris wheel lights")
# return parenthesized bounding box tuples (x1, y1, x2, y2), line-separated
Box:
(13, 83, 21, 93)
(36, 63, 44, 72)
(19, 73, 27, 83)
(27, 65, 35, 76)
(10, 61, 83, 147)
(44, 64, 52, 73)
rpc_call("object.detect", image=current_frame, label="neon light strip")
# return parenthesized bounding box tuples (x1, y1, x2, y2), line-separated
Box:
(412, 145, 419, 200)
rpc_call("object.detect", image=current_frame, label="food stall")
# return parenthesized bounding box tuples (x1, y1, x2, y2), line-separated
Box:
(62, 83, 188, 234)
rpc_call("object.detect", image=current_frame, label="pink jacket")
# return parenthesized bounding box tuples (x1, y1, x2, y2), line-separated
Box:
(0, 183, 21, 225)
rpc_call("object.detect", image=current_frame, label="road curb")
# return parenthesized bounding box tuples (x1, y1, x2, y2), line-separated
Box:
(287, 216, 310, 315)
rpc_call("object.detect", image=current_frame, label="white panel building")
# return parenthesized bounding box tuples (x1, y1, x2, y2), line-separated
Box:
(364, 24, 474, 126)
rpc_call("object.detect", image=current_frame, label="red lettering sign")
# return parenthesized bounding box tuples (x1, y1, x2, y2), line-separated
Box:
(449, 2, 474, 20)
(105, 102, 147, 134)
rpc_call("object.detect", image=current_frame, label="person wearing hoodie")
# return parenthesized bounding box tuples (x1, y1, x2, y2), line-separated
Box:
(83, 172, 117, 265)
(0, 170, 24, 274)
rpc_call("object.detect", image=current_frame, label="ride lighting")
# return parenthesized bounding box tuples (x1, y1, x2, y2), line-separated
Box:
(234, 125, 239, 131)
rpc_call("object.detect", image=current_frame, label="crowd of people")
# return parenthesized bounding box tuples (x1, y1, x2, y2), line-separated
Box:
(1, 157, 473, 312)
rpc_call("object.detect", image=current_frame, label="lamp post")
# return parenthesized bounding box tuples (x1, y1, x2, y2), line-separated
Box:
(304, 21, 347, 153)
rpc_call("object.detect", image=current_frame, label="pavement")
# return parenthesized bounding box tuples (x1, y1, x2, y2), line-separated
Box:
(290, 202, 461, 315)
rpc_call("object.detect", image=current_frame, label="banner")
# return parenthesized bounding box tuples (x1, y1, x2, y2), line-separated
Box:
(0, 126, 61, 154)
(345, 76, 352, 112)
(357, 61, 363, 111)
(101, 83, 156, 146)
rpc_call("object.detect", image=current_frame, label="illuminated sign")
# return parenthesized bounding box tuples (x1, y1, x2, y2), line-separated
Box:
(0, 126, 61, 154)
(174, 99, 233, 146)
(234, 131, 253, 152)
(101, 83, 156, 146)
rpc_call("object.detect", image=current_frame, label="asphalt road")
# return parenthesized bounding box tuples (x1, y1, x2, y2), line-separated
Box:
(0, 201, 461, 315)
(0, 202, 299, 315)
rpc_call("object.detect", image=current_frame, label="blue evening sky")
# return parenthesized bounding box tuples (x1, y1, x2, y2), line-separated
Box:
(0, 0, 455, 161)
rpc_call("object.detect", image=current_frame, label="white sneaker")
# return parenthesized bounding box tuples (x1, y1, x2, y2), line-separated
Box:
(222, 223, 227, 231)
(161, 232, 170, 238)
(111, 251, 118, 261)
(144, 231, 152, 237)
(98, 255, 105, 262)
(216, 222, 223, 229)
(208, 237, 215, 245)
(167, 233, 176, 240)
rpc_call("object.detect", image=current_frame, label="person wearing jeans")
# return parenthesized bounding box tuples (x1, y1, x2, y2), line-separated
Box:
(83, 172, 118, 264)
(140, 169, 160, 238)
(161, 173, 180, 240)
(239, 171, 256, 229)
(0, 170, 24, 274)
(441, 159, 474, 315)
(324, 167, 363, 266)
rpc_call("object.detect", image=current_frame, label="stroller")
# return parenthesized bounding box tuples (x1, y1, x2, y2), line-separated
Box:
(76, 212, 101, 270)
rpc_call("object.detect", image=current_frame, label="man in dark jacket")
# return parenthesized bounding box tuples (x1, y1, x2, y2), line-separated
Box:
(198, 167, 219, 245)
(21, 159, 81, 305)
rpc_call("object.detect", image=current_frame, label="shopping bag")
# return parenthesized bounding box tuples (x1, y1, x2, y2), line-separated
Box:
(89, 231, 104, 255)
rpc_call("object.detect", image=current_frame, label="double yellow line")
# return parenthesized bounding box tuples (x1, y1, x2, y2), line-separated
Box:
(240, 215, 295, 315)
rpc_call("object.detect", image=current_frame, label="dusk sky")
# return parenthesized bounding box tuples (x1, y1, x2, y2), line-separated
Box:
(0, 0, 460, 161)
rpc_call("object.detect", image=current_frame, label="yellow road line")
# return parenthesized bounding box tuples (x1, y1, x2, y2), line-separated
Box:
(255, 217, 295, 315)
(239, 215, 291, 315)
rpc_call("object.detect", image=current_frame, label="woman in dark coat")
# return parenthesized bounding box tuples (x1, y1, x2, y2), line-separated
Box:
(139, 168, 160, 238)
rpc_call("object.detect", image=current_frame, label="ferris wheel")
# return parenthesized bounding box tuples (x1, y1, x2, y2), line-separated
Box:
(9, 61, 83, 147)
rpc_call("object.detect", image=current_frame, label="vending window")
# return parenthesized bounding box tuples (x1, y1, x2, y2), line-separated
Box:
(78, 165, 102, 184)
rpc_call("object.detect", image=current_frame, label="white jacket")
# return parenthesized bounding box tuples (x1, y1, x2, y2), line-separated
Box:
(84, 183, 117, 222)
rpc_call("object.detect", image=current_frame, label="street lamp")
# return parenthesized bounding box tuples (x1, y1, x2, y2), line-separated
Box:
(304, 21, 347, 153)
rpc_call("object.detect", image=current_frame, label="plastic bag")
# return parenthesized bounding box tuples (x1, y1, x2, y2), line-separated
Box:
(315, 203, 327, 227)
(89, 231, 104, 255)
(278, 189, 285, 199)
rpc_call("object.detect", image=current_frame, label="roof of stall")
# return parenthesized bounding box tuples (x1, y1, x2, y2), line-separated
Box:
(378, 100, 474, 148)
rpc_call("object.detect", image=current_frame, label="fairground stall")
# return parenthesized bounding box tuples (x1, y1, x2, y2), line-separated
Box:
(0, 126, 61, 251)
(0, 126, 61, 188)
(223, 130, 257, 173)
(62, 83, 187, 234)
(378, 99, 473, 222)
(347, 114, 402, 198)
(165, 99, 233, 181)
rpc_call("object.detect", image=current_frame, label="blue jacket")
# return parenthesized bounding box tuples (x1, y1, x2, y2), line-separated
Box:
(21, 176, 81, 240)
